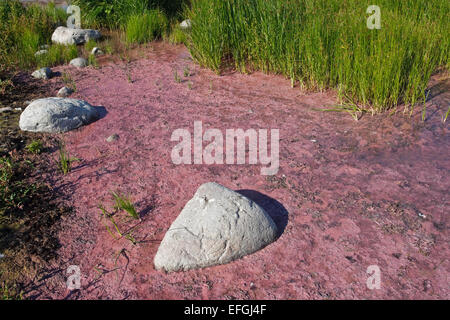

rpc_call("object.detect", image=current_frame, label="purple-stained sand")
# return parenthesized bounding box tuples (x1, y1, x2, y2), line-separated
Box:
(26, 43, 449, 299)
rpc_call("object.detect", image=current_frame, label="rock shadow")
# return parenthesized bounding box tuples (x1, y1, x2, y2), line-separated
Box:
(92, 106, 108, 120)
(237, 189, 289, 238)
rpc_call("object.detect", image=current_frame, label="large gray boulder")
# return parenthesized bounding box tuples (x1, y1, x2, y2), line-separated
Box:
(19, 98, 99, 133)
(51, 26, 101, 45)
(154, 182, 278, 272)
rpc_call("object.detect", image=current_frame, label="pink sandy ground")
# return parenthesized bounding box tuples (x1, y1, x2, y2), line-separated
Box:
(27, 43, 449, 299)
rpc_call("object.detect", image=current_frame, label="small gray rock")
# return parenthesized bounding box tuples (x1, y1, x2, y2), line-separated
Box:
(19, 98, 99, 133)
(154, 182, 278, 272)
(31, 67, 52, 80)
(57, 86, 74, 98)
(51, 26, 101, 45)
(106, 134, 119, 143)
(180, 19, 191, 30)
(70, 57, 88, 68)
(40, 44, 50, 50)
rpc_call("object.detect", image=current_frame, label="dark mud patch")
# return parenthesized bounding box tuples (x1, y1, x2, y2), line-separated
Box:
(0, 72, 71, 297)
(0, 72, 53, 156)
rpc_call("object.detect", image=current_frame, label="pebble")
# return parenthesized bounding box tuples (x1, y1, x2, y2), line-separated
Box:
(106, 134, 119, 142)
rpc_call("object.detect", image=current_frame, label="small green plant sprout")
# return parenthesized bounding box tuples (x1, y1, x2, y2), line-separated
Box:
(62, 72, 77, 92)
(174, 70, 181, 83)
(26, 139, 44, 154)
(183, 66, 191, 77)
(88, 54, 98, 68)
(422, 104, 427, 122)
(99, 204, 122, 239)
(442, 107, 449, 124)
(125, 232, 138, 245)
(98, 191, 140, 242)
(0, 78, 13, 95)
(112, 192, 139, 220)
(187, 81, 193, 90)
(125, 66, 133, 83)
(318, 103, 364, 121)
(1, 280, 23, 300)
(58, 142, 79, 175)
(85, 39, 98, 53)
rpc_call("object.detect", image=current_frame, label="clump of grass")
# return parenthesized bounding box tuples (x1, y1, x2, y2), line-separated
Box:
(99, 204, 123, 238)
(58, 143, 79, 175)
(125, 9, 169, 44)
(0, 157, 38, 218)
(73, 0, 185, 29)
(35, 44, 78, 69)
(112, 192, 139, 220)
(167, 25, 187, 45)
(443, 107, 450, 124)
(26, 140, 44, 155)
(174, 69, 181, 83)
(183, 65, 191, 77)
(98, 191, 141, 244)
(1, 282, 23, 300)
(62, 72, 77, 92)
(187, 0, 450, 114)
(88, 54, 99, 68)
(0, 78, 13, 95)
(0, 0, 68, 70)
(85, 39, 98, 53)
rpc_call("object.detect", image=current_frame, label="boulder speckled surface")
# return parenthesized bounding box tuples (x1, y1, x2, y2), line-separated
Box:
(19, 98, 99, 133)
(154, 182, 278, 272)
(51, 26, 101, 45)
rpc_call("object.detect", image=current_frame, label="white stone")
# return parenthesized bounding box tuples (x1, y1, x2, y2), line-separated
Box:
(51, 26, 101, 45)
(91, 47, 103, 55)
(31, 67, 52, 79)
(19, 98, 99, 133)
(154, 182, 278, 272)
(70, 57, 88, 68)
(106, 134, 119, 143)
(0, 107, 13, 113)
(180, 19, 191, 30)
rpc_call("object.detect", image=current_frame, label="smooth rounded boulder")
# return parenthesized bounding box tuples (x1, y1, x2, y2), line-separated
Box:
(154, 182, 278, 272)
(51, 26, 101, 45)
(70, 57, 88, 68)
(19, 98, 99, 133)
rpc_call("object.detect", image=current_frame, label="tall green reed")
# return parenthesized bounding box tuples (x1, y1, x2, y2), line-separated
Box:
(187, 0, 449, 113)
